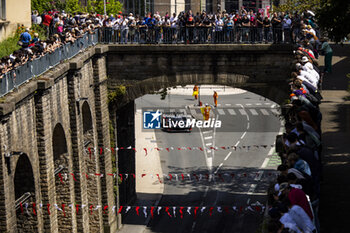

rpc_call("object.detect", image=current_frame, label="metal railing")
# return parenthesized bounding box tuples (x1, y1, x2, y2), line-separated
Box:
(0, 30, 99, 97)
(0, 26, 293, 97)
(15, 192, 31, 210)
(99, 27, 293, 45)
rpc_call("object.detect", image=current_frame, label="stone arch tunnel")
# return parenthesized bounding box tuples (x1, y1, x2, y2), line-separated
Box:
(0, 44, 292, 232)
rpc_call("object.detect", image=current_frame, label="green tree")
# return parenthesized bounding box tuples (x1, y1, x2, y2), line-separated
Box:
(273, 0, 321, 13)
(65, 0, 84, 13)
(31, 0, 51, 13)
(93, 0, 123, 15)
(85, 0, 95, 13)
(317, 0, 350, 42)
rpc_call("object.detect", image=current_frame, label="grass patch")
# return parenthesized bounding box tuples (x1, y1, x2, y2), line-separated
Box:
(0, 35, 21, 58)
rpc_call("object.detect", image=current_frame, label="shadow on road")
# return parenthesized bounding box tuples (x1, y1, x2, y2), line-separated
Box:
(120, 166, 276, 233)
(319, 43, 350, 233)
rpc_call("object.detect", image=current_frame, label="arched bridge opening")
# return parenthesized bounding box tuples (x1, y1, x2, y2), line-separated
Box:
(14, 154, 38, 233)
(106, 44, 292, 207)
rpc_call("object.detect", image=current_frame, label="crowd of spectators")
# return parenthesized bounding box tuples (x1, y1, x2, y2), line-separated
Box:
(100, 9, 320, 44)
(0, 10, 97, 78)
(267, 24, 333, 233)
(0, 8, 322, 78)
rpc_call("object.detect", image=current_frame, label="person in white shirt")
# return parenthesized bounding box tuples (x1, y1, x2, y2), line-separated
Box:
(295, 68, 319, 88)
(120, 16, 129, 44)
(278, 200, 316, 233)
(289, 204, 316, 233)
(296, 63, 320, 81)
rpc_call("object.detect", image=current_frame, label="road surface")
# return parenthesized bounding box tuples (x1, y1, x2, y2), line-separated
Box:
(127, 86, 282, 233)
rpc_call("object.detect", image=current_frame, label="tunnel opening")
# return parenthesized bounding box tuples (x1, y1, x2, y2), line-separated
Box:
(14, 154, 38, 232)
(116, 101, 136, 206)
(82, 101, 101, 232)
(52, 123, 72, 231)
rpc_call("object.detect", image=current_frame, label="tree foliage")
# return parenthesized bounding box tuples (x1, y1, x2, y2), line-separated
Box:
(93, 0, 123, 15)
(317, 0, 350, 42)
(64, 0, 83, 13)
(273, 0, 321, 13)
(31, 0, 123, 15)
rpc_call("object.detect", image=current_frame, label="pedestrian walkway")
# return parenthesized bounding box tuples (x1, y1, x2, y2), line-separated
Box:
(318, 44, 350, 233)
(118, 110, 164, 233)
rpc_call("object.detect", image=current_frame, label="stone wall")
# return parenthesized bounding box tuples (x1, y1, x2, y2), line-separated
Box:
(0, 46, 116, 232)
(106, 44, 292, 106)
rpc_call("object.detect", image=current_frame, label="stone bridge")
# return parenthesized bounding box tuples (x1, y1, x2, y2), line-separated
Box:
(0, 44, 293, 232)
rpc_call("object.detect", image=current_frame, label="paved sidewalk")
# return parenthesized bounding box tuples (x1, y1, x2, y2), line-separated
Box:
(118, 109, 164, 233)
(318, 44, 350, 233)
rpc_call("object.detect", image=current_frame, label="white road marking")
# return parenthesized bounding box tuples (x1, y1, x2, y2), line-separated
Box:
(246, 103, 252, 106)
(207, 157, 213, 169)
(268, 147, 275, 156)
(264, 103, 271, 105)
(255, 103, 262, 106)
(219, 163, 223, 168)
(217, 109, 225, 115)
(240, 131, 247, 139)
(206, 143, 212, 146)
(247, 184, 257, 195)
(203, 130, 212, 134)
(239, 109, 247, 115)
(234, 141, 240, 147)
(247, 122, 250, 129)
(249, 109, 258, 115)
(271, 109, 280, 115)
(225, 103, 231, 106)
(260, 109, 269, 115)
(271, 104, 276, 108)
(224, 152, 232, 161)
(204, 136, 213, 140)
(261, 158, 270, 168)
(227, 109, 236, 115)
(190, 109, 197, 116)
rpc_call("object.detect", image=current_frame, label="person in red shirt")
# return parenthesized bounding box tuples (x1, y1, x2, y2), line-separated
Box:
(279, 182, 313, 220)
(42, 12, 53, 37)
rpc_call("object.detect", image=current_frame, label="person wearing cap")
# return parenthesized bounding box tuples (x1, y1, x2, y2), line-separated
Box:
(320, 38, 333, 73)
(19, 28, 32, 48)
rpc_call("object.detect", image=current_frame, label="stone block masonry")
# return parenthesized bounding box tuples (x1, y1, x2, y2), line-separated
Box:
(0, 46, 116, 232)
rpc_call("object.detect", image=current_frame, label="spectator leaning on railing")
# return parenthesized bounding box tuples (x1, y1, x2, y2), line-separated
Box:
(267, 15, 325, 232)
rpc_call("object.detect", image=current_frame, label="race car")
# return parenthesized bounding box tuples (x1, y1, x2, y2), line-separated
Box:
(161, 112, 192, 132)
